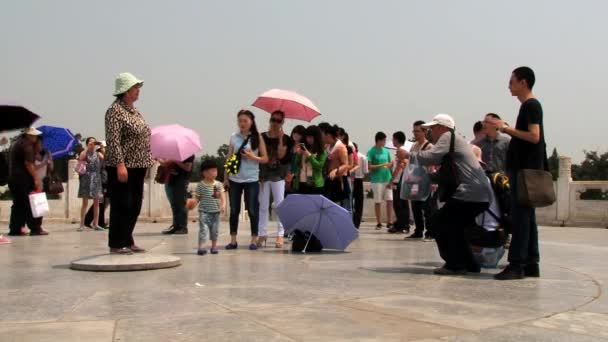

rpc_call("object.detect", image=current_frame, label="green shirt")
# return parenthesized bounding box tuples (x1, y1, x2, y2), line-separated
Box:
(367, 147, 392, 183)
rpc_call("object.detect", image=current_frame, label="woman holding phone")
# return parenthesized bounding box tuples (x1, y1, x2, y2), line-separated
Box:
(291, 125, 327, 195)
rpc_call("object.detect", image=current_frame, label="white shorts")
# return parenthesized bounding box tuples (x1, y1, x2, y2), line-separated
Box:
(372, 183, 393, 203)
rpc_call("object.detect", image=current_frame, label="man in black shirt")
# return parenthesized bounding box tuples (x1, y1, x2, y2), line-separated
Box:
(490, 66, 545, 280)
(8, 128, 48, 236)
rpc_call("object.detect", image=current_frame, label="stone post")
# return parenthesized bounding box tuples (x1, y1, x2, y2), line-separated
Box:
(67, 159, 80, 223)
(148, 163, 161, 220)
(556, 156, 572, 224)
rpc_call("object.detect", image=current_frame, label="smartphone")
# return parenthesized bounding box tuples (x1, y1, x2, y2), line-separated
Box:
(299, 143, 306, 149)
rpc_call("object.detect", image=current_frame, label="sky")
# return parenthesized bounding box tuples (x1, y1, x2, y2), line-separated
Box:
(1, 0, 607, 161)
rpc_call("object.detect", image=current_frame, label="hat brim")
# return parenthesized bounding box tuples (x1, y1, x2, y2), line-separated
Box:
(24, 129, 42, 136)
(113, 81, 144, 96)
(421, 121, 439, 128)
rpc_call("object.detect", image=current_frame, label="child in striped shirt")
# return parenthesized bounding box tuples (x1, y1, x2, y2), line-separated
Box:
(193, 160, 226, 255)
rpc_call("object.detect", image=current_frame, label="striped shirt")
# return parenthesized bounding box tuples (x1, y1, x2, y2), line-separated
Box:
(195, 180, 223, 213)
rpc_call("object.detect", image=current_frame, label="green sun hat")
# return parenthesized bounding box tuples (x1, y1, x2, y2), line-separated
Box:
(113, 72, 144, 96)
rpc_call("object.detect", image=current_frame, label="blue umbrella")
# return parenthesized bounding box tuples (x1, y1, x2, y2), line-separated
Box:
(37, 125, 78, 159)
(276, 194, 358, 251)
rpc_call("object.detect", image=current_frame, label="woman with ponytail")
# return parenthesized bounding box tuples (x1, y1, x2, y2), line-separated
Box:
(224, 110, 268, 250)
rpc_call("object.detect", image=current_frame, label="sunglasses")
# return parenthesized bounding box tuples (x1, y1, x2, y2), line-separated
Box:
(270, 118, 284, 124)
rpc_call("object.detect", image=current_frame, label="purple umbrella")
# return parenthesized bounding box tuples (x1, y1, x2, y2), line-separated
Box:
(276, 194, 358, 251)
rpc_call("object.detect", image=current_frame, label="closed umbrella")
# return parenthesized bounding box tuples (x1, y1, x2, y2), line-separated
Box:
(252, 89, 321, 122)
(150, 124, 202, 161)
(0, 105, 40, 132)
(276, 194, 358, 251)
(37, 125, 78, 158)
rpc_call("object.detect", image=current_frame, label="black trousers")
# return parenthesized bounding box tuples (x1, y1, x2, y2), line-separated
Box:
(507, 170, 540, 267)
(84, 197, 107, 227)
(107, 167, 146, 249)
(392, 182, 410, 230)
(8, 175, 42, 234)
(412, 198, 433, 237)
(353, 178, 364, 228)
(433, 199, 488, 271)
(298, 183, 324, 195)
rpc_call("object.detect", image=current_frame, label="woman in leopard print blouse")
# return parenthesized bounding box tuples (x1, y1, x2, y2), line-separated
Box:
(104, 72, 153, 255)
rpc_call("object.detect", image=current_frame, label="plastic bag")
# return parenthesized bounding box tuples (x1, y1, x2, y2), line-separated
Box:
(29, 192, 50, 218)
(472, 246, 505, 269)
(400, 156, 431, 201)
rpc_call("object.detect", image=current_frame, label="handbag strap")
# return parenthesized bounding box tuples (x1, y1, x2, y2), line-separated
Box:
(236, 135, 252, 155)
(448, 130, 456, 154)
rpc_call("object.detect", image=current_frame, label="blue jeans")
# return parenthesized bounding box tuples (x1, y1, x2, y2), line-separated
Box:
(229, 180, 259, 236)
(165, 176, 189, 229)
(507, 171, 540, 266)
(199, 211, 220, 243)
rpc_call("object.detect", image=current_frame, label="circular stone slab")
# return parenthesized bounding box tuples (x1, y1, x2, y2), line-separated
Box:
(70, 253, 181, 272)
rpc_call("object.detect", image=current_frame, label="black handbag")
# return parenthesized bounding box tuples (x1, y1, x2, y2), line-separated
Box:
(43, 174, 64, 195)
(291, 230, 323, 252)
(437, 130, 461, 202)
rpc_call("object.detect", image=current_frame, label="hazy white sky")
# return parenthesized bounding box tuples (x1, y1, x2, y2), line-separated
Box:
(2, 0, 607, 160)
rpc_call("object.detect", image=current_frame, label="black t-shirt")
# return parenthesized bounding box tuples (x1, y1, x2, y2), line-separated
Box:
(506, 98, 546, 171)
(259, 133, 293, 181)
(171, 155, 195, 180)
(9, 137, 35, 178)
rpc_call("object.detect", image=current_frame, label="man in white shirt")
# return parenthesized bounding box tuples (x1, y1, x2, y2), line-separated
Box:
(388, 131, 410, 234)
(352, 143, 368, 229)
(407, 121, 435, 240)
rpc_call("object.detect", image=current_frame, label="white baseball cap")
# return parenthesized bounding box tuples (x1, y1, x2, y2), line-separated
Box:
(23, 127, 42, 136)
(422, 114, 455, 130)
(113, 72, 144, 96)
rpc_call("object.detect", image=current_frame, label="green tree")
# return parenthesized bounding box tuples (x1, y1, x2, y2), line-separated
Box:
(548, 148, 559, 181)
(572, 150, 608, 181)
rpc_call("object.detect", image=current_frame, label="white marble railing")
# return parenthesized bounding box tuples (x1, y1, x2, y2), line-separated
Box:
(1, 158, 607, 227)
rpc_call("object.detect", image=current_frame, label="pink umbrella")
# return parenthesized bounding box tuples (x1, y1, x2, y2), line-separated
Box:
(252, 89, 321, 122)
(150, 124, 202, 161)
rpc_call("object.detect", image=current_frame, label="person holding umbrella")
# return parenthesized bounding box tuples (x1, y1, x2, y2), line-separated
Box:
(7, 128, 49, 236)
(257, 110, 292, 248)
(224, 110, 268, 251)
(104, 72, 153, 255)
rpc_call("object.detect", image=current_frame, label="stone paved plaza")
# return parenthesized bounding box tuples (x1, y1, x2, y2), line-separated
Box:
(1, 222, 607, 341)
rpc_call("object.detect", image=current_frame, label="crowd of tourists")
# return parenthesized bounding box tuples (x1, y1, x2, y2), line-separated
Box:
(2, 66, 547, 280)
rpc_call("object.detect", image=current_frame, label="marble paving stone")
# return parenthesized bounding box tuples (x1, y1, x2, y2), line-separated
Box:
(114, 311, 292, 342)
(439, 324, 607, 342)
(528, 311, 608, 339)
(1, 223, 607, 341)
(338, 294, 543, 331)
(61, 288, 226, 321)
(0, 320, 115, 342)
(235, 303, 468, 341)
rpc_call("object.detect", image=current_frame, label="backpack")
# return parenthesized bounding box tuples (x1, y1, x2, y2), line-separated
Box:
(0, 151, 8, 186)
(291, 230, 323, 252)
(486, 171, 512, 234)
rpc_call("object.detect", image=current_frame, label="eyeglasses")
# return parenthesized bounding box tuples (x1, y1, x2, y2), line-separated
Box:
(270, 118, 284, 124)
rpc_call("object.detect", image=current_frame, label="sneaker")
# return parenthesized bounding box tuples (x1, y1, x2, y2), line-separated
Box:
(387, 223, 394, 229)
(173, 228, 188, 235)
(433, 266, 467, 276)
(210, 248, 219, 255)
(524, 263, 540, 277)
(225, 242, 238, 250)
(406, 233, 423, 239)
(197, 249, 208, 256)
(375, 224, 383, 230)
(0, 236, 11, 244)
(162, 226, 176, 234)
(93, 226, 105, 231)
(494, 264, 524, 280)
(110, 247, 133, 255)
